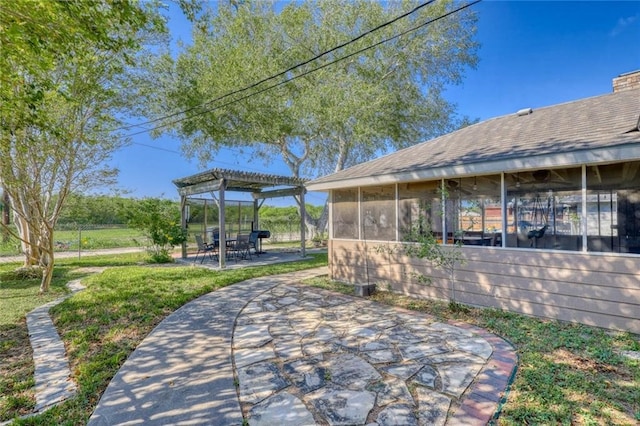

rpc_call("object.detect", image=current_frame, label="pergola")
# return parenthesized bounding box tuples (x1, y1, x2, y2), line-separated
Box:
(173, 168, 308, 268)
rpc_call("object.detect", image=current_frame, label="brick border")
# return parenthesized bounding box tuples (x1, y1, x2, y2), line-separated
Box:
(446, 321, 518, 425)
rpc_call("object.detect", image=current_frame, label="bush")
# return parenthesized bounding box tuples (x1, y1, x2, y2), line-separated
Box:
(1, 266, 43, 280)
(125, 198, 187, 263)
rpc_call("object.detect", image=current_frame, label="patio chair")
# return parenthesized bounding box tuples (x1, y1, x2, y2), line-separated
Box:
(234, 233, 252, 261)
(194, 234, 217, 263)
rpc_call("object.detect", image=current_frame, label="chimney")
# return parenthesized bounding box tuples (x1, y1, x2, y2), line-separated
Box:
(613, 70, 640, 93)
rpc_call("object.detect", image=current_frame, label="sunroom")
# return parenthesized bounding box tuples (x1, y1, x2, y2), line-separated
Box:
(306, 72, 640, 333)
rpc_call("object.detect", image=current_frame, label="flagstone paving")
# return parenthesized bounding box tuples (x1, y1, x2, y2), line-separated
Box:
(235, 280, 517, 426)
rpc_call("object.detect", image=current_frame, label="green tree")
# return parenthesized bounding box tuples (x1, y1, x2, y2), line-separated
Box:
(0, 0, 165, 292)
(126, 198, 187, 262)
(146, 0, 478, 233)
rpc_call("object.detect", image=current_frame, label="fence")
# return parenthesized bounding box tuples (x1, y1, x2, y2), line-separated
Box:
(0, 224, 146, 257)
(1, 222, 307, 258)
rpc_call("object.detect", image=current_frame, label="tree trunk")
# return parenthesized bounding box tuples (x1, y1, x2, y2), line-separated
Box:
(1, 190, 10, 243)
(316, 199, 329, 236)
(310, 135, 349, 237)
(12, 213, 40, 266)
(38, 230, 54, 293)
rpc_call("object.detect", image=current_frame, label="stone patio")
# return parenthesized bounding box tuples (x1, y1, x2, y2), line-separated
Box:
(234, 282, 516, 425)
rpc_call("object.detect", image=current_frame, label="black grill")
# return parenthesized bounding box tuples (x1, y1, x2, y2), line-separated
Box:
(255, 230, 270, 238)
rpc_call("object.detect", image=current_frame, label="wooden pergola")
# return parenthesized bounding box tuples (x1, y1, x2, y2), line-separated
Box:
(173, 168, 308, 268)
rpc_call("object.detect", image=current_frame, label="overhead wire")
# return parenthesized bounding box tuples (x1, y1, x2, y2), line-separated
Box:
(125, 0, 481, 139)
(119, 0, 438, 132)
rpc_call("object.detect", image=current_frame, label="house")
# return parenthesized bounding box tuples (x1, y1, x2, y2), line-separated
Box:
(306, 71, 640, 333)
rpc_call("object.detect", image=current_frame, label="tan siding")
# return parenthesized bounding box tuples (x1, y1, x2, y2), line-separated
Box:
(329, 240, 640, 334)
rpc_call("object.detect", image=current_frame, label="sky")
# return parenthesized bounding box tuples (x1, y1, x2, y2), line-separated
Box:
(107, 0, 640, 206)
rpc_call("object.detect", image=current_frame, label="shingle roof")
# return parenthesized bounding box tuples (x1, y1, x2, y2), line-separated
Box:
(307, 88, 640, 191)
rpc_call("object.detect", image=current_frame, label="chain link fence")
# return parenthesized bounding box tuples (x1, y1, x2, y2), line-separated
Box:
(1, 216, 310, 258)
(0, 224, 146, 257)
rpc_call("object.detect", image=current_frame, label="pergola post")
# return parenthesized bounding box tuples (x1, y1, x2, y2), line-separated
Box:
(253, 198, 259, 230)
(180, 195, 188, 259)
(218, 179, 226, 269)
(299, 186, 306, 258)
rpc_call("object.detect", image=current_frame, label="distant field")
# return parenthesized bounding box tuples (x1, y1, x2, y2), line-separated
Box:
(0, 227, 146, 256)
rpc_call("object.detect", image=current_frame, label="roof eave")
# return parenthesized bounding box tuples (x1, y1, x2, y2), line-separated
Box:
(306, 143, 640, 191)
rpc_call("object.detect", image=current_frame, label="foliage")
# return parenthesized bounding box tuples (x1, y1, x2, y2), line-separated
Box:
(151, 0, 478, 175)
(377, 212, 464, 300)
(125, 198, 186, 262)
(145, 0, 478, 231)
(0, 252, 327, 423)
(307, 277, 640, 425)
(55, 194, 138, 225)
(0, 0, 166, 292)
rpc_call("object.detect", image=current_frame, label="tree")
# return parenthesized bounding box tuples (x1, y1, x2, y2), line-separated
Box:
(146, 0, 478, 234)
(126, 198, 187, 263)
(0, 0, 165, 292)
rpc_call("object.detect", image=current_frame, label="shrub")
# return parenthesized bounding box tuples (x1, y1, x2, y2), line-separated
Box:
(125, 198, 187, 263)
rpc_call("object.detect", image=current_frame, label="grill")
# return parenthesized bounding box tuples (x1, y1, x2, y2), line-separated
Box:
(254, 230, 270, 253)
(255, 230, 270, 239)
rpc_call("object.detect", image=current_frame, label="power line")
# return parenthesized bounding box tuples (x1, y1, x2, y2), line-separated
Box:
(124, 0, 481, 139)
(127, 140, 300, 176)
(119, 0, 438, 132)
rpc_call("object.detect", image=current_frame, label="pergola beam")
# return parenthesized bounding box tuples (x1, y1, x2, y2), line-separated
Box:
(252, 187, 305, 200)
(177, 180, 222, 197)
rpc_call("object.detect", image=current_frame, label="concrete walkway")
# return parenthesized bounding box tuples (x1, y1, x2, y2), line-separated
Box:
(88, 267, 517, 425)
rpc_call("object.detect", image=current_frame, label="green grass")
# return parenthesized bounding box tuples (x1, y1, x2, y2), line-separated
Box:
(0, 252, 327, 424)
(51, 227, 146, 251)
(305, 278, 640, 426)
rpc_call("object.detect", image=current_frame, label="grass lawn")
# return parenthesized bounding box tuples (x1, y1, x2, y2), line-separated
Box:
(1, 254, 638, 425)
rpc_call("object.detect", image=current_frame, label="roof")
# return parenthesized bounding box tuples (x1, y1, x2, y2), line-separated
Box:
(307, 87, 640, 191)
(173, 168, 307, 197)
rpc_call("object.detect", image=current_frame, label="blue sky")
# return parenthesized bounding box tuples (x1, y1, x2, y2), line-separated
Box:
(108, 1, 640, 205)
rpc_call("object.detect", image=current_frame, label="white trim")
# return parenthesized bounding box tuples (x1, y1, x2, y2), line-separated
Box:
(357, 187, 362, 241)
(581, 164, 588, 252)
(328, 190, 334, 240)
(395, 183, 399, 242)
(501, 173, 507, 248)
(441, 179, 447, 245)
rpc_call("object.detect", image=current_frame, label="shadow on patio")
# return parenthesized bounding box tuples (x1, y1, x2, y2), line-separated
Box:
(176, 247, 327, 270)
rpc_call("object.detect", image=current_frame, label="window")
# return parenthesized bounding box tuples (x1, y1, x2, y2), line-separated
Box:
(398, 181, 442, 241)
(587, 161, 640, 253)
(332, 189, 358, 239)
(506, 168, 582, 250)
(361, 185, 396, 241)
(447, 175, 502, 246)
